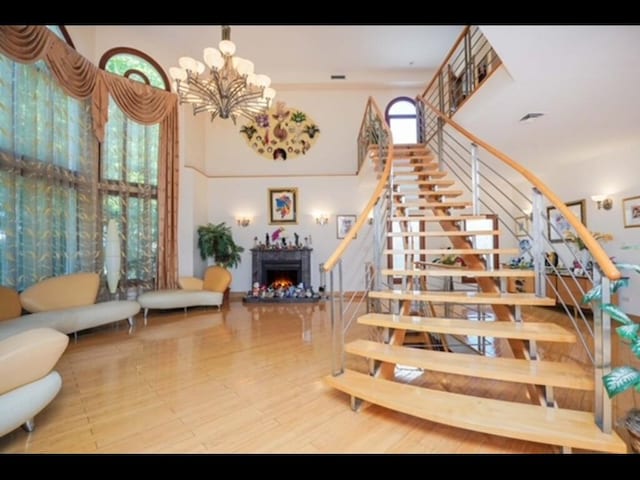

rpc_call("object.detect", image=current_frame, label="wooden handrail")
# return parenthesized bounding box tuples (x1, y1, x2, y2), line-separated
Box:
(420, 26, 470, 99)
(418, 98, 621, 281)
(323, 97, 393, 272)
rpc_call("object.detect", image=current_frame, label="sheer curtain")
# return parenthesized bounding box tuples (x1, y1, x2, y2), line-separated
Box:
(0, 56, 99, 290)
(102, 97, 159, 292)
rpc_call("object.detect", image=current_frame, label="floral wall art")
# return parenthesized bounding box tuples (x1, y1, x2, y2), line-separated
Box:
(240, 101, 320, 161)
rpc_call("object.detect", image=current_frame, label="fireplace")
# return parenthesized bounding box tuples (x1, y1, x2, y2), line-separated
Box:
(245, 247, 319, 303)
(251, 247, 312, 288)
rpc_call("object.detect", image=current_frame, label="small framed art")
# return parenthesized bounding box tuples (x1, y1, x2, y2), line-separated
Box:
(336, 214, 357, 240)
(514, 215, 530, 237)
(547, 199, 585, 243)
(623, 195, 640, 228)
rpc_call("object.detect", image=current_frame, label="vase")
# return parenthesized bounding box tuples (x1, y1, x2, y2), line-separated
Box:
(625, 409, 640, 453)
(105, 219, 121, 295)
(580, 249, 592, 271)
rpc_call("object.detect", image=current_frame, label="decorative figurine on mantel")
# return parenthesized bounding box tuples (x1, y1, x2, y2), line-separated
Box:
(294, 233, 299, 247)
(265, 233, 270, 248)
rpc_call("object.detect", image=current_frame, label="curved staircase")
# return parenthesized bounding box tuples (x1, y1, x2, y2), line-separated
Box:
(323, 144, 627, 454)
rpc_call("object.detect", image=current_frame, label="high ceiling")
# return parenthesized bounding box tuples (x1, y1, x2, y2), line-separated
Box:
(66, 25, 465, 88)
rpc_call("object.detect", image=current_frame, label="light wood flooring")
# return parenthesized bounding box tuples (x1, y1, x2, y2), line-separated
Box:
(0, 300, 634, 454)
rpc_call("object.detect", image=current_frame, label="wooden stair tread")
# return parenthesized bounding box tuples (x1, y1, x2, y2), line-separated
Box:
(346, 339, 594, 390)
(397, 199, 471, 205)
(389, 216, 488, 222)
(394, 171, 448, 178)
(396, 202, 471, 209)
(394, 180, 453, 185)
(381, 268, 535, 278)
(383, 248, 520, 255)
(358, 313, 576, 342)
(393, 161, 436, 167)
(368, 290, 556, 306)
(323, 370, 627, 453)
(393, 191, 464, 198)
(387, 230, 498, 237)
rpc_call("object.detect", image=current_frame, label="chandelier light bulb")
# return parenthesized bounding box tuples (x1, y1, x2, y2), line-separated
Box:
(178, 56, 197, 72)
(218, 39, 236, 56)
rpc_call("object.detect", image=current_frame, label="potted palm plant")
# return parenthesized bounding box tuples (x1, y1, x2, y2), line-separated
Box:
(583, 258, 640, 452)
(197, 222, 245, 269)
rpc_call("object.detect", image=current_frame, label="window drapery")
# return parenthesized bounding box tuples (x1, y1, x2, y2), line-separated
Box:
(0, 25, 179, 291)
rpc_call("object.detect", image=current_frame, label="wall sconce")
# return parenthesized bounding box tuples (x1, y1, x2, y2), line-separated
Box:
(315, 213, 329, 225)
(236, 217, 251, 227)
(367, 213, 373, 225)
(591, 195, 613, 211)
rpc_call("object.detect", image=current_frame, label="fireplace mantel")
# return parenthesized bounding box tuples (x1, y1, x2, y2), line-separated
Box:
(250, 248, 313, 287)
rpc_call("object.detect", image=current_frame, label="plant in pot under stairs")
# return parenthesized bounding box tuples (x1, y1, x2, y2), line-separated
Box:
(583, 259, 640, 452)
(197, 222, 245, 269)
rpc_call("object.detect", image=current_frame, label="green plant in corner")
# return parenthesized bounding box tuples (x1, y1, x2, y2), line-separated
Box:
(583, 257, 640, 450)
(196, 222, 245, 269)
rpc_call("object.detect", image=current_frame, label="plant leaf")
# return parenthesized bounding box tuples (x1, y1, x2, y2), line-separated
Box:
(611, 278, 630, 293)
(603, 366, 640, 398)
(632, 336, 640, 357)
(582, 285, 601, 303)
(616, 323, 640, 342)
(602, 303, 633, 325)
(615, 263, 640, 274)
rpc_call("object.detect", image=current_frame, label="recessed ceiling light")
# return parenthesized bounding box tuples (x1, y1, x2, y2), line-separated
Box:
(519, 113, 544, 123)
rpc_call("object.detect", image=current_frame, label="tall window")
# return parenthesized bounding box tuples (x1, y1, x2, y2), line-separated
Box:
(0, 55, 99, 289)
(100, 48, 168, 290)
(385, 97, 418, 145)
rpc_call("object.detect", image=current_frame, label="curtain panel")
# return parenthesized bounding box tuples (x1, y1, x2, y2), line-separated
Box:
(0, 25, 180, 289)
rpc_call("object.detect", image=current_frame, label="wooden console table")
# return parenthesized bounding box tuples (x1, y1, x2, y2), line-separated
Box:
(507, 270, 618, 314)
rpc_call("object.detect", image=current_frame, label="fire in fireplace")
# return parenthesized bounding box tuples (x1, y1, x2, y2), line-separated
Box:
(264, 262, 301, 288)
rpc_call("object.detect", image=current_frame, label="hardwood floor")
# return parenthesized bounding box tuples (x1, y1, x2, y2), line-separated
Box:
(0, 300, 632, 454)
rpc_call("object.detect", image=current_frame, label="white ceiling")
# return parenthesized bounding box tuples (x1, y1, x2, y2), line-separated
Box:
(67, 25, 464, 88)
(65, 25, 640, 176)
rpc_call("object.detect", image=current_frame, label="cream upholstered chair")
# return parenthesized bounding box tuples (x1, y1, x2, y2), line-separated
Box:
(0, 286, 22, 322)
(0, 328, 68, 437)
(137, 266, 233, 323)
(202, 265, 232, 295)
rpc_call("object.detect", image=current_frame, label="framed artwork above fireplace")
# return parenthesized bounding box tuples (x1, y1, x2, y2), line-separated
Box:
(269, 187, 298, 224)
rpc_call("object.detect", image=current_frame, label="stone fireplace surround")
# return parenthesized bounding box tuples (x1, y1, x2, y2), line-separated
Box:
(244, 247, 319, 303)
(250, 247, 313, 287)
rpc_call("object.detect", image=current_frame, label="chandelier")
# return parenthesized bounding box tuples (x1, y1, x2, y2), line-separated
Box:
(169, 26, 276, 124)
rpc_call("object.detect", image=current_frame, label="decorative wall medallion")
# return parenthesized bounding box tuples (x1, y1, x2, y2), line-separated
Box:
(240, 101, 320, 160)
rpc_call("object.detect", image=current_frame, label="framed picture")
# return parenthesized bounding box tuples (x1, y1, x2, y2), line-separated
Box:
(336, 214, 357, 240)
(514, 215, 530, 237)
(268, 187, 298, 224)
(623, 195, 640, 228)
(547, 199, 586, 243)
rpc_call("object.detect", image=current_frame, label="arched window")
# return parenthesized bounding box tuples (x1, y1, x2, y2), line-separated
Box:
(98, 48, 168, 290)
(385, 97, 418, 145)
(100, 48, 169, 91)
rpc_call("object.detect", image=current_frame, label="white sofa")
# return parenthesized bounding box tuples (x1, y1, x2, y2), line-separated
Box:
(0, 328, 68, 437)
(137, 266, 231, 323)
(0, 273, 140, 341)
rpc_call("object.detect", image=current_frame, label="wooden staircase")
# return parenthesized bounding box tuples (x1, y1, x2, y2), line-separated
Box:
(323, 143, 627, 454)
